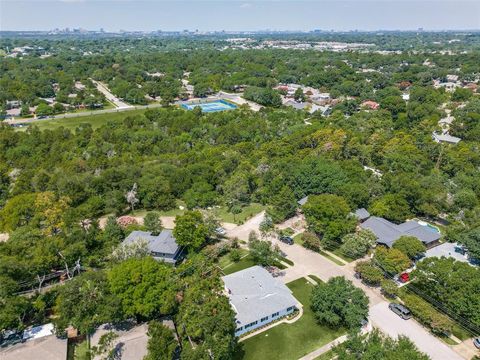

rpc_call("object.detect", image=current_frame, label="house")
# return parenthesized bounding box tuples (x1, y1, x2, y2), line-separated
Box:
(122, 229, 183, 264)
(360, 217, 441, 248)
(353, 208, 370, 222)
(284, 100, 308, 110)
(361, 100, 380, 110)
(432, 132, 461, 144)
(222, 266, 300, 336)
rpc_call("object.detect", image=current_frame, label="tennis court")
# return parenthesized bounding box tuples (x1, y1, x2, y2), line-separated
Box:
(181, 99, 237, 112)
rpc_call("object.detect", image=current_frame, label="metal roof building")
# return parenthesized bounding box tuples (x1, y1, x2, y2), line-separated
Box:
(360, 216, 441, 248)
(222, 266, 300, 336)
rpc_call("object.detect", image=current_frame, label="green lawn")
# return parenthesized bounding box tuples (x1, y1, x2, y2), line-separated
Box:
(219, 249, 290, 276)
(21, 108, 148, 131)
(221, 253, 257, 275)
(234, 278, 345, 360)
(211, 203, 266, 224)
(131, 201, 186, 218)
(331, 249, 355, 263)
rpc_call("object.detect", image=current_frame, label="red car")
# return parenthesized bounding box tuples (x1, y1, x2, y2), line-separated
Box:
(399, 273, 410, 283)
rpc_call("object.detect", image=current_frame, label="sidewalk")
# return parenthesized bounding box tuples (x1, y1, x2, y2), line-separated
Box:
(298, 334, 348, 360)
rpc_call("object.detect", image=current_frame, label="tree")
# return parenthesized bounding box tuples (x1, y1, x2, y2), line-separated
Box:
(109, 238, 150, 263)
(392, 236, 426, 259)
(34, 191, 70, 236)
(0, 193, 37, 232)
(336, 329, 429, 360)
(412, 257, 480, 329)
(340, 229, 376, 259)
(369, 194, 412, 223)
(144, 321, 178, 360)
(374, 247, 411, 275)
(381, 279, 398, 298)
(355, 261, 384, 286)
(301, 232, 322, 252)
(259, 215, 274, 239)
(35, 103, 53, 117)
(311, 276, 369, 329)
(267, 185, 298, 223)
(54, 271, 114, 335)
(294, 88, 306, 102)
(451, 87, 472, 102)
(90, 331, 119, 360)
(125, 183, 139, 211)
(459, 226, 480, 260)
(248, 238, 281, 267)
(107, 257, 176, 320)
(176, 263, 236, 360)
(173, 211, 209, 252)
(303, 194, 355, 247)
(144, 212, 162, 235)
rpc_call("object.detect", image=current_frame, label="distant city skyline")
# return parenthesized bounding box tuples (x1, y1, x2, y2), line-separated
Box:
(1, 1, 479, 32)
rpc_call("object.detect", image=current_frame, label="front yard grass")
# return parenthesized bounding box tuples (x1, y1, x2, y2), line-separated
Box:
(219, 250, 290, 276)
(234, 278, 345, 360)
(219, 250, 256, 275)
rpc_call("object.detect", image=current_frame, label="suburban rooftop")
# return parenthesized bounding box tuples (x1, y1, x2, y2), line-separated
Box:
(222, 266, 299, 327)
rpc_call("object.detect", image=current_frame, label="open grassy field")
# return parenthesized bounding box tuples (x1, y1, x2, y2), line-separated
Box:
(19, 108, 148, 131)
(234, 278, 345, 360)
(211, 203, 266, 224)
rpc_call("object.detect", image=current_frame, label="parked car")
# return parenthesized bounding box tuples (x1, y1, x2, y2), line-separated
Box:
(0, 330, 24, 348)
(215, 227, 226, 236)
(388, 303, 412, 320)
(399, 272, 410, 283)
(473, 337, 480, 349)
(279, 235, 294, 245)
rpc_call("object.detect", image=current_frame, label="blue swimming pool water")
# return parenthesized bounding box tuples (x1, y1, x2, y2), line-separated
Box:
(425, 224, 441, 233)
(181, 99, 237, 112)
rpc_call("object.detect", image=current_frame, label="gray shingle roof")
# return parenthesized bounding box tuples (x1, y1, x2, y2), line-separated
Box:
(298, 196, 309, 206)
(123, 229, 179, 255)
(354, 208, 370, 221)
(360, 217, 441, 247)
(222, 266, 299, 327)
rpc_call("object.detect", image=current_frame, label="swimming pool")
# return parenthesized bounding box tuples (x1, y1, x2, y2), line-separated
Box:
(181, 99, 237, 113)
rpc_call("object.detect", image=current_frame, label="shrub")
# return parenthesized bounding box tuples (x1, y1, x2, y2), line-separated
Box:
(301, 232, 322, 252)
(381, 279, 398, 298)
(229, 249, 241, 262)
(355, 261, 384, 286)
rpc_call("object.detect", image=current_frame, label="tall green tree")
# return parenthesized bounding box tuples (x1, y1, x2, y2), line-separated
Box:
(173, 211, 209, 252)
(108, 257, 176, 320)
(311, 276, 369, 329)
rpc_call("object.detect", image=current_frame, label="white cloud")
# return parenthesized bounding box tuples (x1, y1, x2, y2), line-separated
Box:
(240, 3, 252, 9)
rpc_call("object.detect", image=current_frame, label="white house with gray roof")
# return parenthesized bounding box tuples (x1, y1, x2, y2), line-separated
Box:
(222, 266, 300, 336)
(123, 229, 183, 264)
(360, 216, 441, 248)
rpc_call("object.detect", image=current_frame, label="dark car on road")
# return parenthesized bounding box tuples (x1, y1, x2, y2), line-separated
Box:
(279, 236, 294, 245)
(0, 330, 24, 348)
(388, 303, 412, 320)
(474, 337, 480, 349)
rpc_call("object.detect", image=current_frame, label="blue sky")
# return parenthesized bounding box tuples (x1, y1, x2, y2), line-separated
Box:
(1, 1, 479, 32)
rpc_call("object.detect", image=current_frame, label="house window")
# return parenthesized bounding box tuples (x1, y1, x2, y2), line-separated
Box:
(261, 316, 269, 322)
(236, 327, 243, 332)
(287, 306, 295, 312)
(272, 312, 280, 317)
